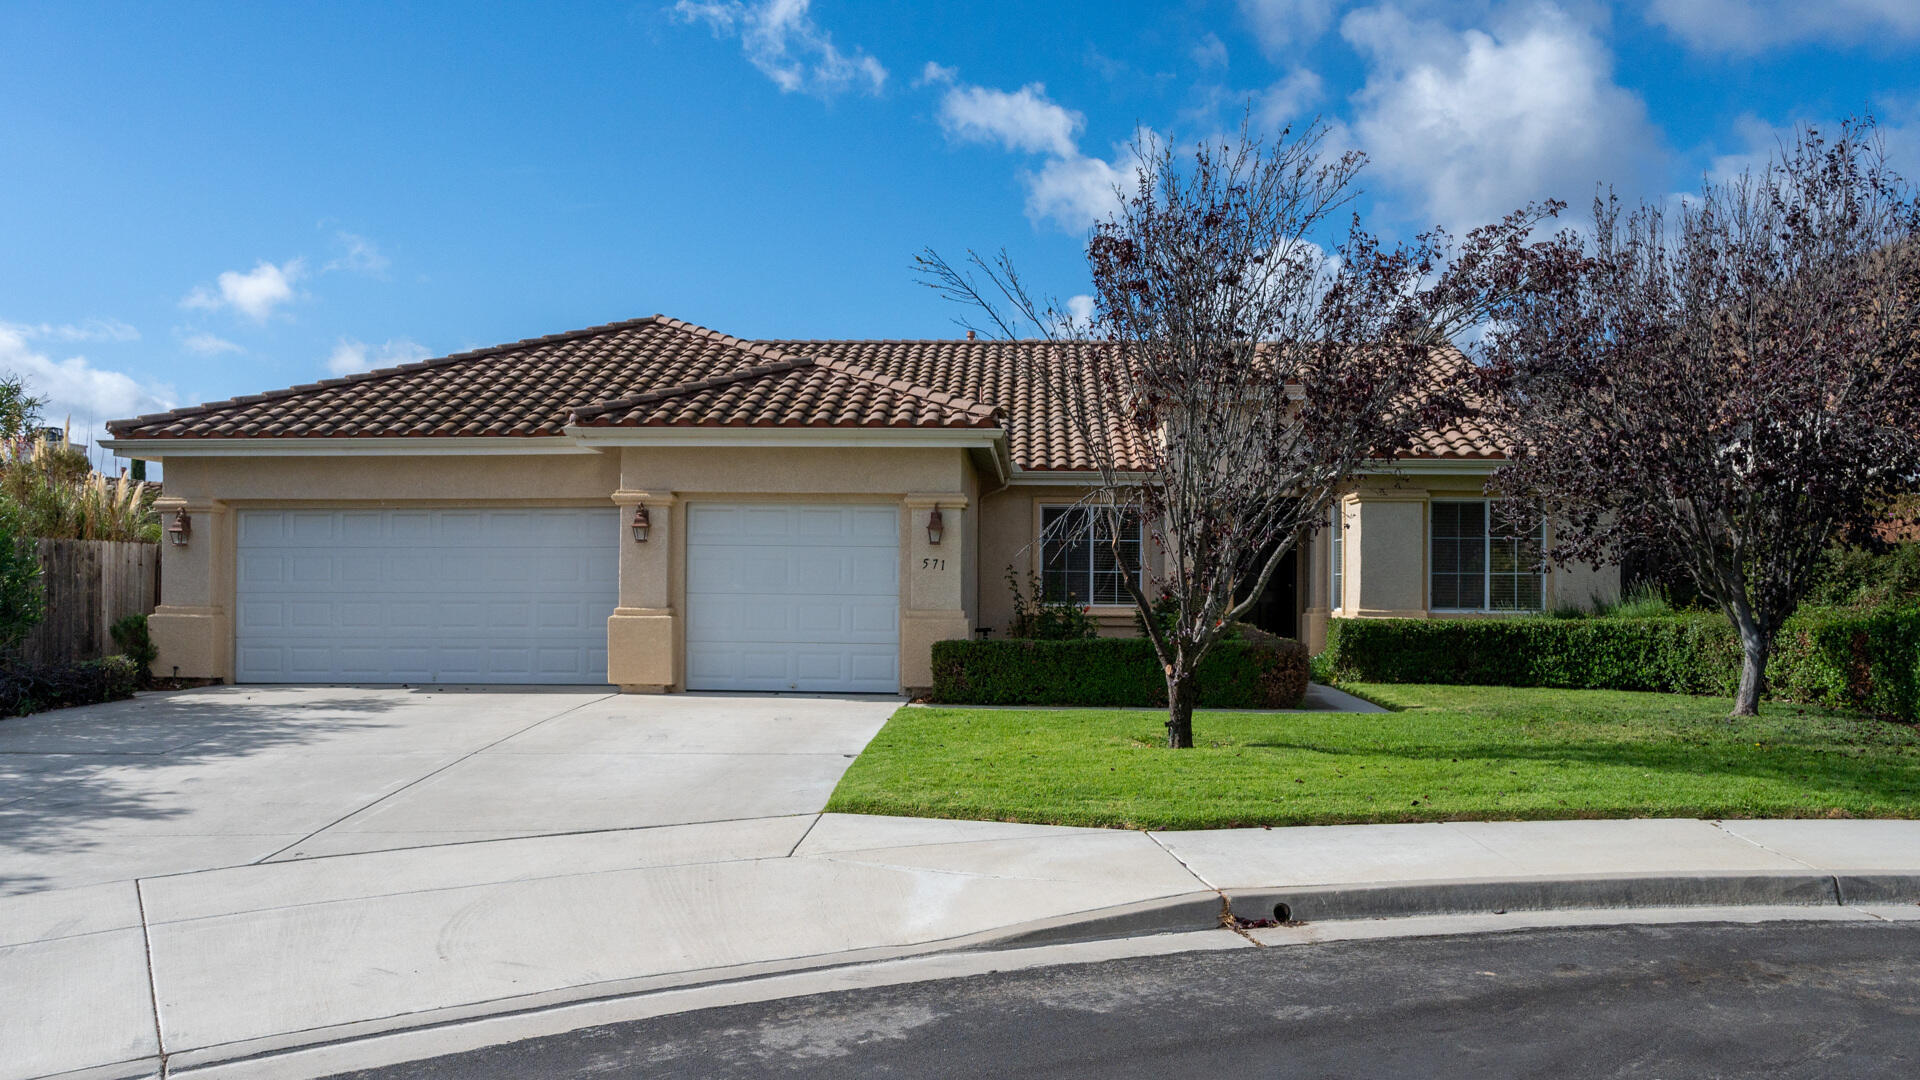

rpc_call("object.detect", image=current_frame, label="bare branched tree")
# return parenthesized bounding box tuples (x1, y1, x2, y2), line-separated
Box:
(920, 120, 1556, 747)
(1482, 119, 1920, 716)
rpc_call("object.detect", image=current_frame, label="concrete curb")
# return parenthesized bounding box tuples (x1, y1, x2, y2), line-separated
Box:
(155, 872, 1920, 1078)
(1226, 871, 1887, 925)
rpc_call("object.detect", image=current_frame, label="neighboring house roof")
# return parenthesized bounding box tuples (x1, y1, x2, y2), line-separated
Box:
(107, 314, 1502, 470)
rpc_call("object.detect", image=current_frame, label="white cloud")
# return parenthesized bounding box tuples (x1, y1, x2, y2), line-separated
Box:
(1684, 104, 1920, 204)
(1240, 0, 1343, 54)
(323, 231, 389, 276)
(0, 323, 176, 430)
(1026, 154, 1129, 230)
(672, 0, 886, 97)
(325, 337, 432, 378)
(182, 258, 305, 322)
(1254, 69, 1325, 129)
(1066, 294, 1097, 325)
(929, 72, 1130, 230)
(1646, 0, 1920, 53)
(179, 331, 243, 356)
(1344, 5, 1660, 229)
(917, 61, 957, 87)
(938, 82, 1084, 157)
(1, 319, 140, 344)
(1191, 32, 1230, 70)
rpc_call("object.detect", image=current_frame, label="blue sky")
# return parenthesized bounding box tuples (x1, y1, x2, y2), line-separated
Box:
(3, 0, 1917, 464)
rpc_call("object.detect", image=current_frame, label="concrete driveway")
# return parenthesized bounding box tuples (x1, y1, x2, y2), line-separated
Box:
(0, 685, 898, 896)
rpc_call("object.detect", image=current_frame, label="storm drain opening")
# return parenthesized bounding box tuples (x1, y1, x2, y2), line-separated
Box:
(1223, 901, 1302, 931)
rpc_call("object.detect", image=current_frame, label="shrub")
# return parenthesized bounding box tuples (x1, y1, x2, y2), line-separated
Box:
(1602, 582, 1676, 619)
(1769, 608, 1920, 719)
(1808, 544, 1920, 610)
(1323, 614, 1737, 695)
(0, 655, 141, 718)
(931, 626, 1309, 708)
(110, 613, 158, 684)
(0, 500, 43, 655)
(0, 429, 160, 542)
(1322, 609, 1920, 718)
(1003, 567, 1098, 640)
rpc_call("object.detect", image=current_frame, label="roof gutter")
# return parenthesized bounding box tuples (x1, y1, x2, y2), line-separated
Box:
(559, 425, 1007, 451)
(95, 436, 599, 460)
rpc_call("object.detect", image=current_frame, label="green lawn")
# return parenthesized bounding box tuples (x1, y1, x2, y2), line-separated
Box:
(824, 685, 1920, 829)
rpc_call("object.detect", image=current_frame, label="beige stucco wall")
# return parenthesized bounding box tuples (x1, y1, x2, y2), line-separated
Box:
(146, 452, 624, 683)
(147, 446, 976, 692)
(1300, 471, 1623, 652)
(149, 446, 1619, 688)
(975, 483, 1169, 639)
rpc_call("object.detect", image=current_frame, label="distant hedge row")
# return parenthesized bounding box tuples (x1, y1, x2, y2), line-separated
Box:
(930, 628, 1310, 709)
(1322, 609, 1920, 719)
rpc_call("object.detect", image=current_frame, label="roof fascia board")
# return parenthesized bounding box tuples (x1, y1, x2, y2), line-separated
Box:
(1359, 458, 1503, 475)
(1004, 469, 1151, 486)
(561, 425, 1004, 450)
(97, 437, 599, 460)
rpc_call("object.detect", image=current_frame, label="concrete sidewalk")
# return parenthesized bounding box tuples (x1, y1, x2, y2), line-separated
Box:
(4, 815, 1917, 1080)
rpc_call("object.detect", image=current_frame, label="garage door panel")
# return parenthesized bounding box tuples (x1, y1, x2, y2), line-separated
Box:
(236, 508, 617, 684)
(288, 512, 336, 543)
(686, 503, 900, 692)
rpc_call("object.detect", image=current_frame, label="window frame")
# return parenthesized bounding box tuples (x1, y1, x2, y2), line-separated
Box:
(1037, 503, 1144, 607)
(1427, 498, 1545, 614)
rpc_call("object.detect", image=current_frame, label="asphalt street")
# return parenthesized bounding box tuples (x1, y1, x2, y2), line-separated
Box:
(327, 919, 1920, 1079)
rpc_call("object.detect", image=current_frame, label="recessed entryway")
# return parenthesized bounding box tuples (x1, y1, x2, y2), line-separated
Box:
(684, 503, 900, 692)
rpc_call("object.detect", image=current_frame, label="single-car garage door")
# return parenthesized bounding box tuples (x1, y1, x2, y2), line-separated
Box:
(235, 507, 618, 684)
(686, 503, 899, 693)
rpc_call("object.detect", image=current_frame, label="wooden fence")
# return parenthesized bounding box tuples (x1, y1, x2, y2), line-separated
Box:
(16, 540, 160, 668)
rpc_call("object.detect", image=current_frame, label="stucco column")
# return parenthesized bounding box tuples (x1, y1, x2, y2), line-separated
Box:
(1302, 509, 1333, 653)
(607, 489, 676, 692)
(1349, 492, 1429, 619)
(148, 495, 232, 681)
(900, 493, 971, 693)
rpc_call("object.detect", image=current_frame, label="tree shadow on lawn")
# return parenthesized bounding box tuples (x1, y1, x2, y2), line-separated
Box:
(0, 686, 530, 895)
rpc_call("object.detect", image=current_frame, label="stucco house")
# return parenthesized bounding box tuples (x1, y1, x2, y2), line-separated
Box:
(102, 315, 1618, 694)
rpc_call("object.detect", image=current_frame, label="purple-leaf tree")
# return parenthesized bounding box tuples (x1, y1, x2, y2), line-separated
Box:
(920, 121, 1556, 747)
(1482, 119, 1920, 716)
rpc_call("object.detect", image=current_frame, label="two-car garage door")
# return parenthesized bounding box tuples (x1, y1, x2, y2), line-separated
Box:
(234, 502, 902, 692)
(235, 508, 618, 684)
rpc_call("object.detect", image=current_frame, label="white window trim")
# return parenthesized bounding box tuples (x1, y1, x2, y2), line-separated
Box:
(1428, 498, 1545, 614)
(1329, 502, 1345, 613)
(1038, 504, 1144, 607)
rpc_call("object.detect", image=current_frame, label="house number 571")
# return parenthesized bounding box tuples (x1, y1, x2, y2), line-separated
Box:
(920, 558, 946, 570)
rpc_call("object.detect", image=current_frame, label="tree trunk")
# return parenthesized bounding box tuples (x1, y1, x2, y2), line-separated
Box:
(1166, 668, 1196, 749)
(1732, 623, 1770, 718)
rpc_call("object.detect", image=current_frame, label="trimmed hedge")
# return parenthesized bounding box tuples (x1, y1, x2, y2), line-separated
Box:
(1322, 608, 1920, 719)
(0, 655, 142, 719)
(931, 628, 1310, 708)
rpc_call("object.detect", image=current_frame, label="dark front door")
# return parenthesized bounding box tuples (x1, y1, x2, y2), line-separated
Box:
(1245, 543, 1300, 640)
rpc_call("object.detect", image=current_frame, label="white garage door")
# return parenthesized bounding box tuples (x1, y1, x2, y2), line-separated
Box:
(686, 503, 900, 693)
(235, 508, 618, 684)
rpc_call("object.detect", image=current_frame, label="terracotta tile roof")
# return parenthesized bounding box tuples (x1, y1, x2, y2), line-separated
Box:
(570, 355, 999, 429)
(108, 316, 785, 439)
(107, 315, 1502, 469)
(759, 339, 1155, 471)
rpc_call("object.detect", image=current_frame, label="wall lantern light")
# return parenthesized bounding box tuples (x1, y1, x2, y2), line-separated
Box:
(166, 509, 192, 547)
(630, 504, 651, 543)
(926, 506, 945, 546)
